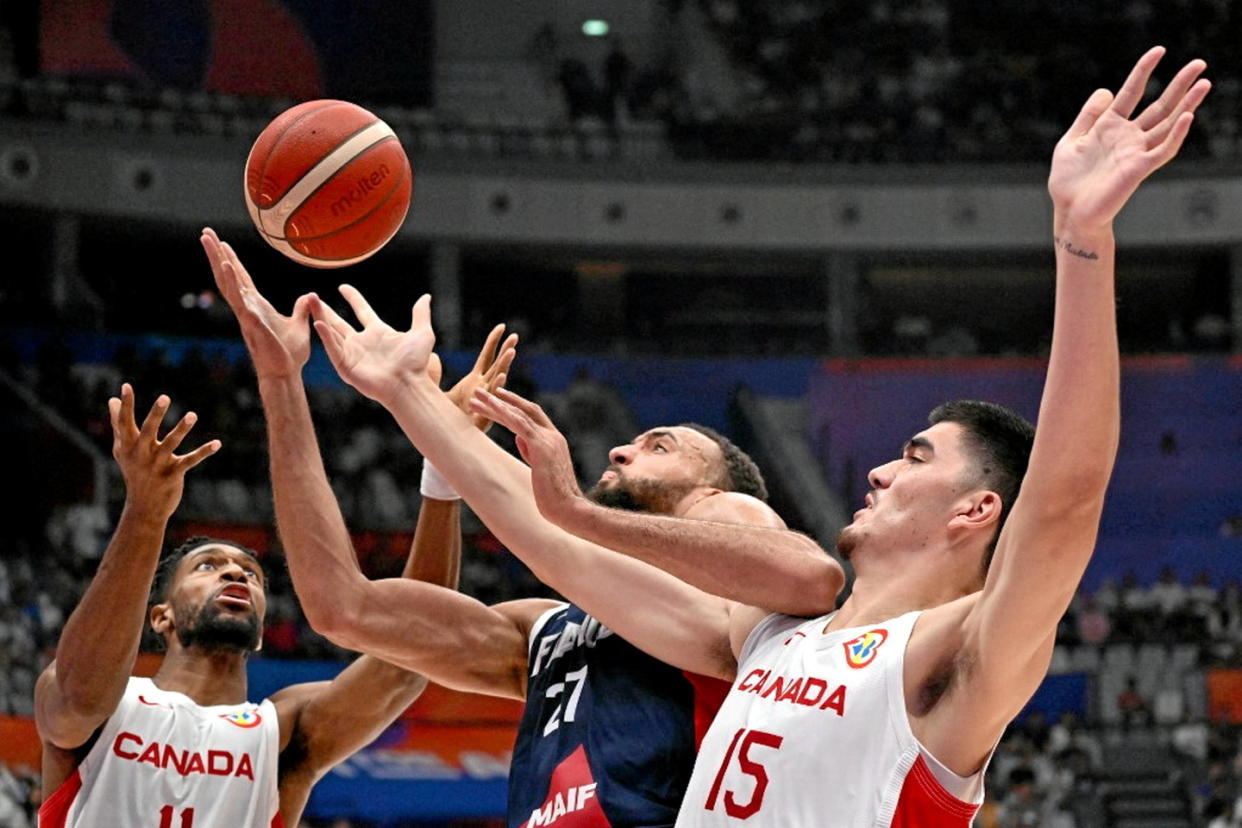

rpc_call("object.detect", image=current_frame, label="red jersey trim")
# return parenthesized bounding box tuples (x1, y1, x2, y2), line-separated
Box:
(890, 754, 980, 827)
(37, 767, 83, 828)
(681, 671, 730, 751)
(272, 813, 285, 827)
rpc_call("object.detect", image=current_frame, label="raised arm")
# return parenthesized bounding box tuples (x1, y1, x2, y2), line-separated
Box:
(956, 50, 1210, 739)
(308, 289, 740, 680)
(35, 386, 219, 750)
(202, 229, 541, 700)
(471, 387, 843, 614)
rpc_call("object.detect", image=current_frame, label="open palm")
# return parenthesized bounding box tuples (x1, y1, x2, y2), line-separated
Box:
(308, 287, 437, 405)
(1049, 48, 1209, 229)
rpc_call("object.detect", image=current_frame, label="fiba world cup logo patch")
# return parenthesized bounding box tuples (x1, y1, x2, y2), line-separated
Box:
(220, 709, 263, 728)
(843, 629, 888, 669)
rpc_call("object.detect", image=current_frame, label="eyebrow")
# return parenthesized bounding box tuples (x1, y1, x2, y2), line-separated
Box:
(903, 436, 935, 455)
(639, 430, 680, 447)
(189, 548, 265, 580)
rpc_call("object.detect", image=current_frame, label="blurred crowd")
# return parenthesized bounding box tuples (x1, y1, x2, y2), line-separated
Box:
(668, 0, 1242, 162)
(5, 1, 1242, 166)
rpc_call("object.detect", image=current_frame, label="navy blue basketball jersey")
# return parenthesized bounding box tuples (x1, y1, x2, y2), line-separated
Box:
(508, 603, 728, 828)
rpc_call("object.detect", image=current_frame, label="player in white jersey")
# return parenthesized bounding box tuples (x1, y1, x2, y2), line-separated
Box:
(35, 314, 513, 826)
(293, 47, 1209, 825)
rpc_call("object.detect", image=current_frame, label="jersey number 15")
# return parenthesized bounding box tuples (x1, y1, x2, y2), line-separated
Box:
(704, 728, 784, 819)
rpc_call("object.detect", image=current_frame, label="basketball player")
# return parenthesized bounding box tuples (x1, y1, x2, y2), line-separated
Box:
(34, 316, 509, 827)
(304, 47, 1208, 825)
(201, 229, 844, 827)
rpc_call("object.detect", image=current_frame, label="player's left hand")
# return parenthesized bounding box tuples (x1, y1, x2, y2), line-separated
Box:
(446, 324, 518, 432)
(308, 287, 436, 406)
(1048, 47, 1209, 231)
(469, 387, 587, 526)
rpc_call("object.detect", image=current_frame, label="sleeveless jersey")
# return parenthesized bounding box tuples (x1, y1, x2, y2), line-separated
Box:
(40, 676, 282, 828)
(677, 611, 987, 827)
(509, 602, 729, 828)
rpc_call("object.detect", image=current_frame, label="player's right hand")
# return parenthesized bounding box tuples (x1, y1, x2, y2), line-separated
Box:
(201, 227, 311, 380)
(108, 383, 220, 521)
(307, 287, 437, 406)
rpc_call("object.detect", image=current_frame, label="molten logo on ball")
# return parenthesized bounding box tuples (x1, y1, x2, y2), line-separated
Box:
(330, 164, 392, 218)
(244, 99, 414, 268)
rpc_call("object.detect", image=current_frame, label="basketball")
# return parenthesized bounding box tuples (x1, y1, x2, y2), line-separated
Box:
(244, 100, 413, 268)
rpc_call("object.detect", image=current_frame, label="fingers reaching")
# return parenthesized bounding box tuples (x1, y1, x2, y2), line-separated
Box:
(1065, 88, 1115, 140)
(176, 438, 222, 471)
(159, 411, 199, 454)
(1110, 46, 1166, 119)
(493, 387, 554, 428)
(1136, 58, 1207, 131)
(138, 394, 171, 441)
(474, 324, 507, 375)
(307, 293, 357, 340)
(339, 284, 381, 328)
(469, 389, 526, 435)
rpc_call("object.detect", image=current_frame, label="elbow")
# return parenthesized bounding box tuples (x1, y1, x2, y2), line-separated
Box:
(302, 596, 362, 650)
(809, 565, 846, 614)
(787, 555, 845, 616)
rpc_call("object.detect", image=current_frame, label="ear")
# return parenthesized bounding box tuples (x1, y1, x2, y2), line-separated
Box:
(949, 490, 1002, 533)
(149, 602, 173, 638)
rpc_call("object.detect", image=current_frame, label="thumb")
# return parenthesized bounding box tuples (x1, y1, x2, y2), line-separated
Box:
(291, 294, 312, 327)
(313, 320, 350, 379)
(515, 434, 534, 466)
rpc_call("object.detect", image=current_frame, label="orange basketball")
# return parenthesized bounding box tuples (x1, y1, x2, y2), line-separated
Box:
(244, 100, 413, 268)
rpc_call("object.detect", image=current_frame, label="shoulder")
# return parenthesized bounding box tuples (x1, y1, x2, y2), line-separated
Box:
(493, 598, 568, 644)
(684, 491, 785, 529)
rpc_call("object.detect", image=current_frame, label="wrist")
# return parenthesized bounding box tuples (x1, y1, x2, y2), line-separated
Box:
(419, 459, 461, 501)
(256, 372, 306, 396)
(376, 367, 433, 410)
(120, 496, 175, 527)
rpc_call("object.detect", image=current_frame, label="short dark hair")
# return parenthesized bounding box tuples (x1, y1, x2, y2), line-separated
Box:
(678, 423, 769, 502)
(928, 400, 1035, 572)
(150, 536, 264, 606)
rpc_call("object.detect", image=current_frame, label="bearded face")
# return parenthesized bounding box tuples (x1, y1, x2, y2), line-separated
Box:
(171, 597, 262, 653)
(585, 470, 698, 515)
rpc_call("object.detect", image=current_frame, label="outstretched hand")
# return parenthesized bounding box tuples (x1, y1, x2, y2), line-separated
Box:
(1049, 47, 1210, 231)
(201, 227, 311, 379)
(446, 324, 519, 432)
(307, 287, 436, 405)
(469, 387, 587, 527)
(109, 383, 220, 521)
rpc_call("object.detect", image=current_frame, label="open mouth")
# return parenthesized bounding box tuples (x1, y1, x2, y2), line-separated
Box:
(216, 584, 252, 609)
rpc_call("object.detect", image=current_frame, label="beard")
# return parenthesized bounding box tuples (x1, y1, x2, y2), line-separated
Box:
(835, 524, 860, 561)
(174, 601, 261, 653)
(585, 471, 696, 515)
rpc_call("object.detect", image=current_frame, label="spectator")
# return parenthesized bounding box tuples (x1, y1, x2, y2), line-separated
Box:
(1118, 676, 1152, 729)
(602, 36, 634, 124)
(1076, 594, 1112, 645)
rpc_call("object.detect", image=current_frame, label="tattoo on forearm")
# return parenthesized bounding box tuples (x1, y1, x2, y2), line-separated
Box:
(1054, 236, 1100, 260)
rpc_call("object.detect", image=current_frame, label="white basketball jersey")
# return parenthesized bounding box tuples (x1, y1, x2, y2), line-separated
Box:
(677, 611, 986, 827)
(40, 677, 282, 828)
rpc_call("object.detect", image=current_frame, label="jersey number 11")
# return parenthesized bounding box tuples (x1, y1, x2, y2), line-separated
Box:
(159, 805, 195, 827)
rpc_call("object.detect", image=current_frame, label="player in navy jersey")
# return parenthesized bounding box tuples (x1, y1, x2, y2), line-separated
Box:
(205, 231, 844, 826)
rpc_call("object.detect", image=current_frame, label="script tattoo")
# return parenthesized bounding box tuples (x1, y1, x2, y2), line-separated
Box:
(1054, 236, 1100, 260)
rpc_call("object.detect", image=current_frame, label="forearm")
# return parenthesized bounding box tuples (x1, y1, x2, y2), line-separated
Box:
(1034, 217, 1122, 499)
(258, 374, 372, 632)
(557, 501, 838, 614)
(49, 501, 168, 714)
(404, 498, 461, 589)
(380, 376, 736, 677)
